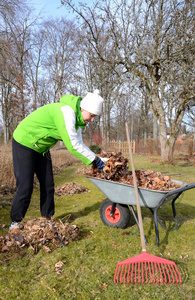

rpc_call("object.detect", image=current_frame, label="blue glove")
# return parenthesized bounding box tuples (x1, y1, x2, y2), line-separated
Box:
(94, 157, 105, 172)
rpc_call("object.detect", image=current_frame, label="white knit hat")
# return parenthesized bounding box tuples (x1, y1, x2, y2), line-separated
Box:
(80, 89, 104, 116)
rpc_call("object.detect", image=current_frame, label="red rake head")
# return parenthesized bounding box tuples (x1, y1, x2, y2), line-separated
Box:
(114, 251, 182, 285)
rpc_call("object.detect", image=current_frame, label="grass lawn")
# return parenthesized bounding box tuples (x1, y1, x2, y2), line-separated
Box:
(0, 155, 195, 299)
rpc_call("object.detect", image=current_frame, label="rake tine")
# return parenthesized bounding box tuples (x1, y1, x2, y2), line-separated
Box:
(142, 262, 144, 284)
(164, 263, 171, 284)
(127, 263, 130, 285)
(135, 263, 137, 284)
(145, 262, 148, 284)
(131, 263, 134, 284)
(177, 265, 182, 284)
(120, 264, 124, 283)
(151, 262, 155, 284)
(168, 264, 175, 284)
(148, 262, 152, 284)
(114, 264, 119, 283)
(175, 263, 181, 284)
(161, 263, 167, 284)
(174, 263, 182, 284)
(154, 262, 160, 284)
(174, 264, 179, 284)
(117, 265, 121, 283)
(138, 262, 140, 284)
(158, 263, 163, 284)
(172, 264, 178, 284)
(123, 264, 127, 284)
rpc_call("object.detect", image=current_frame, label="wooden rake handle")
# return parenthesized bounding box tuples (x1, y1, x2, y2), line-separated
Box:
(125, 122, 146, 252)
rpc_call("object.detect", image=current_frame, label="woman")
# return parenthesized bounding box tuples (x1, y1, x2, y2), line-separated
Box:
(10, 89, 105, 230)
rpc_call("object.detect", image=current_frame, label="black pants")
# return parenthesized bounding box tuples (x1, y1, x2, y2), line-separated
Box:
(11, 139, 55, 222)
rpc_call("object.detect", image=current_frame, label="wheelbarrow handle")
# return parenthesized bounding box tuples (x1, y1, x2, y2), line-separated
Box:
(165, 182, 195, 197)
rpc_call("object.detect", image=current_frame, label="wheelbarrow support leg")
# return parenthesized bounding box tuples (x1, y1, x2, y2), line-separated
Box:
(170, 192, 182, 230)
(154, 206, 160, 246)
(129, 205, 148, 244)
(172, 201, 178, 229)
(148, 207, 167, 230)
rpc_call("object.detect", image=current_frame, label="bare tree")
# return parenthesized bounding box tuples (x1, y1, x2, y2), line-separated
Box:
(61, 0, 195, 161)
(80, 44, 121, 141)
(25, 29, 45, 110)
(0, 0, 33, 142)
(0, 0, 23, 16)
(42, 18, 80, 101)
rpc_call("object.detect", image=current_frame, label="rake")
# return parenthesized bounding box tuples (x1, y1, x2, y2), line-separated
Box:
(114, 123, 182, 285)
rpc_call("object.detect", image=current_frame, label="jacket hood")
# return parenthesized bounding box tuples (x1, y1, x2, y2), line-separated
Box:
(59, 94, 82, 104)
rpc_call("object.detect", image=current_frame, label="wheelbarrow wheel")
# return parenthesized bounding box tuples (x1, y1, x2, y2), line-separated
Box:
(100, 198, 130, 229)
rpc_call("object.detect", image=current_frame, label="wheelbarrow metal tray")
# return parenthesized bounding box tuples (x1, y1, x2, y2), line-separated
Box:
(87, 177, 186, 208)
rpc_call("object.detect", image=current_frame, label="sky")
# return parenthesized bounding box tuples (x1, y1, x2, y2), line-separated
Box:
(30, 0, 93, 20)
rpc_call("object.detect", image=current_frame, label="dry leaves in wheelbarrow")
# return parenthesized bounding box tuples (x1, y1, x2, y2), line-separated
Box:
(0, 218, 79, 255)
(89, 152, 181, 191)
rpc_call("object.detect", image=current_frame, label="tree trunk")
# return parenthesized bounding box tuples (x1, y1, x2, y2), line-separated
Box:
(33, 87, 37, 110)
(153, 115, 158, 154)
(159, 121, 176, 162)
(4, 124, 9, 144)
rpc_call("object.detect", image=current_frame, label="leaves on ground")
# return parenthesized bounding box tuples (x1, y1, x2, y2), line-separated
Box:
(54, 261, 65, 275)
(55, 181, 89, 196)
(0, 217, 79, 255)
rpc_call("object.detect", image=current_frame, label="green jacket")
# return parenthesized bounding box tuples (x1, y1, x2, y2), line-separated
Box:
(13, 95, 96, 164)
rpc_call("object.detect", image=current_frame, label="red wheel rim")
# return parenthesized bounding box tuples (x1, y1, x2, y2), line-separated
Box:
(105, 205, 121, 223)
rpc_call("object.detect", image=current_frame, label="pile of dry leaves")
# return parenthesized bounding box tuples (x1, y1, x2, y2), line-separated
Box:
(89, 152, 181, 191)
(55, 182, 88, 196)
(0, 218, 79, 254)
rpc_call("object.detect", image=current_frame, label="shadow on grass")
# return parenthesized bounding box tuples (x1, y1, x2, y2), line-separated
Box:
(57, 199, 195, 246)
(57, 201, 102, 223)
(177, 262, 190, 284)
(126, 202, 195, 247)
(154, 202, 195, 228)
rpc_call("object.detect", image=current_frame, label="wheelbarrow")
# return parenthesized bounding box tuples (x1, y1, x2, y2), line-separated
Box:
(87, 177, 195, 245)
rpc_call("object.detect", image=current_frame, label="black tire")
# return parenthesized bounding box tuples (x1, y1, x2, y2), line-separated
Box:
(100, 198, 130, 229)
